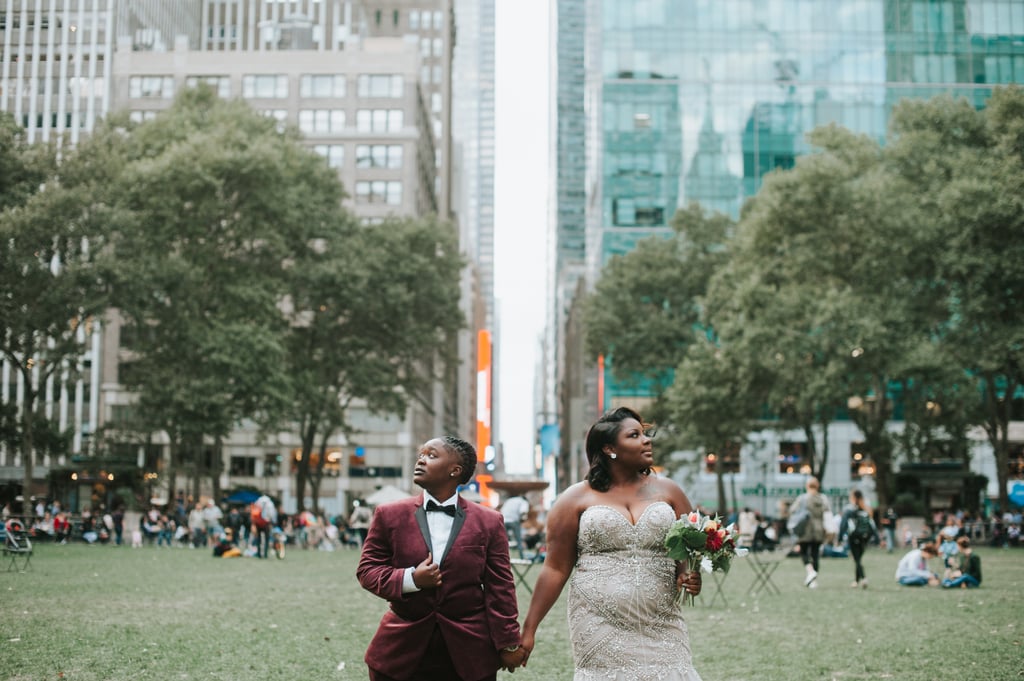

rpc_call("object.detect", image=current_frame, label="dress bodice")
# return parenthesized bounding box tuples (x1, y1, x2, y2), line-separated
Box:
(577, 502, 677, 558)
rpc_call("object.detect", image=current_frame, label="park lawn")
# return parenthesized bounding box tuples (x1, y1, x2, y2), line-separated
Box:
(0, 542, 1020, 680)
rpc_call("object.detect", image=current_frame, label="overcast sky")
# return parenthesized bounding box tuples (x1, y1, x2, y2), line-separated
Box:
(493, 0, 550, 473)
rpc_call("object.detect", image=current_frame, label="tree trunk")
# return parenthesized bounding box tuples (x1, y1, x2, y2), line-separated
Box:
(210, 435, 223, 502)
(982, 373, 1014, 513)
(818, 419, 830, 483)
(714, 448, 727, 515)
(20, 374, 36, 514)
(295, 422, 316, 512)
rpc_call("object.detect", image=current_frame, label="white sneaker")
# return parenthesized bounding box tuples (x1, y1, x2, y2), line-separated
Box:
(804, 569, 818, 586)
(808, 581, 819, 589)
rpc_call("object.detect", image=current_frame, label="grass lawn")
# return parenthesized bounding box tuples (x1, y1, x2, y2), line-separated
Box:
(1, 542, 1021, 680)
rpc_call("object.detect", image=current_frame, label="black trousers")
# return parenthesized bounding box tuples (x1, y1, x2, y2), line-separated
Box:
(367, 625, 497, 681)
(798, 541, 821, 572)
(849, 538, 867, 581)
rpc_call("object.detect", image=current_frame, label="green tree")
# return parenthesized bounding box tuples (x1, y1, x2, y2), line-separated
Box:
(665, 338, 765, 514)
(886, 87, 1024, 511)
(282, 215, 464, 510)
(97, 87, 343, 501)
(582, 204, 734, 432)
(0, 116, 111, 501)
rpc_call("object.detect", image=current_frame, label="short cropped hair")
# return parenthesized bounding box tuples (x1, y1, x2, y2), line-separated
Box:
(442, 436, 477, 485)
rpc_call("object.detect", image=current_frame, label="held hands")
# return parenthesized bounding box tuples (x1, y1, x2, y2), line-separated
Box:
(499, 646, 527, 673)
(412, 552, 442, 590)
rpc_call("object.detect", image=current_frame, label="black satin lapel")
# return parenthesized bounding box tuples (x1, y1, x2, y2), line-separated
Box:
(440, 504, 466, 565)
(414, 505, 432, 554)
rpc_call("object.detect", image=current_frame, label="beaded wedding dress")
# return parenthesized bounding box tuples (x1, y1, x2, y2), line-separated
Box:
(568, 502, 703, 681)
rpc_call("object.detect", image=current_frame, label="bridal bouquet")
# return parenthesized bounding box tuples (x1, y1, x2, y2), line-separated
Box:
(664, 510, 746, 606)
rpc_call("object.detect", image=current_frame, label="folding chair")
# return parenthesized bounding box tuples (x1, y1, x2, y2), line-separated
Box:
(746, 537, 793, 597)
(4, 519, 33, 572)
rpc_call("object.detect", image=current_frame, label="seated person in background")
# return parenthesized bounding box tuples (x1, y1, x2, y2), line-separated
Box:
(895, 542, 939, 586)
(53, 511, 71, 544)
(212, 528, 242, 558)
(31, 512, 55, 541)
(938, 529, 960, 569)
(942, 536, 981, 589)
(752, 515, 779, 551)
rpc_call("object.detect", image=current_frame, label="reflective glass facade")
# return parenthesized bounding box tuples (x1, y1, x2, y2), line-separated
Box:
(582, 0, 1024, 280)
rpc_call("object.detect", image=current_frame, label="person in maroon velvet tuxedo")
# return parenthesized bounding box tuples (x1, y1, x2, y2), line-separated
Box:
(357, 435, 526, 681)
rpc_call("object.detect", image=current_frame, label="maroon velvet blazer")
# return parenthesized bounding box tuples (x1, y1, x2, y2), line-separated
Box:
(356, 495, 521, 681)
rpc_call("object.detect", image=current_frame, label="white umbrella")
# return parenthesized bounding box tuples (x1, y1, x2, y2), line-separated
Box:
(365, 484, 413, 506)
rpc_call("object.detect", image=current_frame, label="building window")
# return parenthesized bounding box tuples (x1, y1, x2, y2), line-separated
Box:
(432, 10, 443, 30)
(263, 453, 281, 477)
(355, 180, 402, 205)
(778, 441, 811, 475)
(298, 109, 346, 133)
(850, 442, 875, 479)
(432, 66, 442, 84)
(357, 74, 404, 98)
(229, 456, 256, 476)
(355, 144, 403, 169)
(129, 111, 159, 123)
(288, 448, 343, 476)
(128, 76, 174, 99)
(259, 109, 288, 132)
(313, 144, 345, 168)
(1009, 443, 1024, 479)
(355, 109, 404, 132)
(431, 92, 442, 113)
(300, 74, 346, 98)
(185, 75, 231, 98)
(117, 361, 141, 386)
(704, 441, 740, 475)
(409, 9, 420, 30)
(432, 38, 443, 57)
(110, 405, 140, 427)
(242, 74, 288, 98)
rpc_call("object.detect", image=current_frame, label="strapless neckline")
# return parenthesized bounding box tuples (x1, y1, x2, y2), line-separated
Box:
(581, 500, 672, 528)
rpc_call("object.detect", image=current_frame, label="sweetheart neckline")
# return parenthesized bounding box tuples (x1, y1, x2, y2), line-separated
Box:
(582, 500, 672, 528)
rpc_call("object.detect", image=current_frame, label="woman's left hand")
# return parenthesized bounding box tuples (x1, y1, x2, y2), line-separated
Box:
(675, 566, 702, 595)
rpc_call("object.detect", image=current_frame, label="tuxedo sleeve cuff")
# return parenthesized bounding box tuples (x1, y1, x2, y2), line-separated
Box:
(401, 566, 420, 593)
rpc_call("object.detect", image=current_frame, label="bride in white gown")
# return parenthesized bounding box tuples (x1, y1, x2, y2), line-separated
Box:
(520, 407, 703, 681)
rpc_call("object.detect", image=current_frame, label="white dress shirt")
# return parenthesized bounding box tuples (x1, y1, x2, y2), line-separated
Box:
(402, 492, 459, 593)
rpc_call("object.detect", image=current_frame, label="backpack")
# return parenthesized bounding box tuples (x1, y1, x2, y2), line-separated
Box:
(848, 510, 874, 541)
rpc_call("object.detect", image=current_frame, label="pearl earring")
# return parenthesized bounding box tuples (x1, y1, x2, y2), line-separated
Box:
(609, 452, 617, 460)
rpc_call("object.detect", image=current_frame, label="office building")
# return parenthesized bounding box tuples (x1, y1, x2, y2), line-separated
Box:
(0, 0, 498, 515)
(550, 0, 1024, 506)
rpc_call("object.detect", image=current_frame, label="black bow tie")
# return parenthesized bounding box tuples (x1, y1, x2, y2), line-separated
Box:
(425, 500, 457, 517)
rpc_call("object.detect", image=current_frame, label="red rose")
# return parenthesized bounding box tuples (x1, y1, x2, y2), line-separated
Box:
(705, 531, 724, 552)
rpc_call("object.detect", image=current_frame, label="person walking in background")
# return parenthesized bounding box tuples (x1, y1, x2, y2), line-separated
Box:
(518, 406, 703, 679)
(348, 502, 372, 548)
(500, 493, 530, 559)
(357, 435, 525, 680)
(789, 476, 831, 589)
(250, 494, 277, 559)
(880, 506, 898, 553)
(896, 542, 940, 586)
(840, 489, 879, 588)
(942, 536, 982, 588)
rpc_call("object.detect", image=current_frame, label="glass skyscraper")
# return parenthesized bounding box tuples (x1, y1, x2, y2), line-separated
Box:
(552, 0, 1024, 486)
